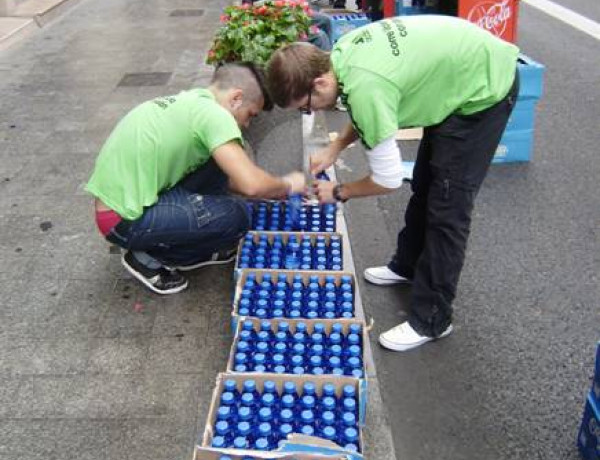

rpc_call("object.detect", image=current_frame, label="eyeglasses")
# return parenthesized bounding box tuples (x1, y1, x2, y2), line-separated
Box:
(298, 85, 313, 115)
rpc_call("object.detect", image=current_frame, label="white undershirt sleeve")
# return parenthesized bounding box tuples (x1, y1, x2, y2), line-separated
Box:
(365, 136, 404, 189)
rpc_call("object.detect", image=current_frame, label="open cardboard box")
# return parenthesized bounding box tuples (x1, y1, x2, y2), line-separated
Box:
(230, 269, 360, 332)
(226, 316, 370, 382)
(196, 373, 366, 460)
(234, 232, 345, 280)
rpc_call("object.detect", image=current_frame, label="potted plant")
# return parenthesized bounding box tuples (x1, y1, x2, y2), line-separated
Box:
(206, 1, 315, 66)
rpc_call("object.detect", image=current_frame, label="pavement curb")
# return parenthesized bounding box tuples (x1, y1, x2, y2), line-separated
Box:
(304, 110, 398, 460)
(0, 0, 82, 49)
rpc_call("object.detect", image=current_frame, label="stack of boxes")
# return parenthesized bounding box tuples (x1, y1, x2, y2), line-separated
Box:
(578, 344, 600, 459)
(195, 175, 368, 460)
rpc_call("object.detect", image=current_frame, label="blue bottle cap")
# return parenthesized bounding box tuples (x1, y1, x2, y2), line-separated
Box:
(322, 396, 336, 410)
(261, 393, 276, 407)
(243, 379, 256, 392)
(238, 406, 252, 421)
(309, 355, 322, 367)
(302, 395, 316, 408)
(343, 384, 356, 398)
(349, 345, 361, 357)
(253, 353, 266, 365)
(293, 366, 305, 374)
(255, 438, 269, 450)
(312, 367, 325, 375)
(343, 397, 357, 412)
(264, 380, 276, 393)
(257, 331, 270, 342)
(303, 381, 316, 395)
(289, 309, 301, 319)
(242, 319, 253, 330)
(280, 408, 294, 422)
(331, 344, 342, 356)
(241, 393, 254, 406)
(321, 410, 335, 425)
(283, 381, 296, 394)
(352, 369, 364, 378)
(217, 406, 232, 420)
(224, 379, 237, 392)
(301, 425, 315, 436)
(348, 356, 361, 368)
(259, 422, 272, 436)
(260, 320, 271, 331)
(343, 411, 357, 426)
(329, 356, 341, 368)
(274, 342, 287, 355)
(311, 333, 324, 344)
(301, 409, 314, 424)
(215, 420, 229, 435)
(323, 383, 336, 396)
(291, 355, 303, 367)
(322, 426, 337, 440)
(312, 344, 324, 356)
(221, 391, 234, 405)
(274, 365, 286, 374)
(313, 322, 326, 334)
(281, 394, 295, 408)
(292, 343, 305, 355)
(237, 421, 251, 436)
(233, 436, 247, 449)
(234, 364, 247, 372)
(211, 435, 226, 448)
(236, 341, 249, 353)
(256, 342, 269, 354)
(344, 427, 359, 442)
(279, 423, 293, 437)
(332, 367, 345, 376)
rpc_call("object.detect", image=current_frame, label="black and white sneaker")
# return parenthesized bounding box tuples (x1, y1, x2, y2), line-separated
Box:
(171, 247, 237, 272)
(121, 251, 188, 295)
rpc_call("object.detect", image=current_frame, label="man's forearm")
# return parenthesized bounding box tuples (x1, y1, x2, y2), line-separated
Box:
(338, 175, 396, 201)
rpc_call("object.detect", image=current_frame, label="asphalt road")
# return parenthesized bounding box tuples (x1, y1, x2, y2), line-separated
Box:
(329, 2, 600, 459)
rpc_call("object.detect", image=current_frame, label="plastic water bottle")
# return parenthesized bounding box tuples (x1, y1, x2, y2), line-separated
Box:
(288, 194, 303, 229)
(284, 241, 300, 270)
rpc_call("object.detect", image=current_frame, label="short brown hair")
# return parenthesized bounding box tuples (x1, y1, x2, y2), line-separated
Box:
(266, 43, 331, 108)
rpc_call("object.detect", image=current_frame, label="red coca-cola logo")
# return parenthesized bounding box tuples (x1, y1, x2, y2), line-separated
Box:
(467, 0, 512, 37)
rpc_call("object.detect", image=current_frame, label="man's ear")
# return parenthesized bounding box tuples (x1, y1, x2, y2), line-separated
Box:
(230, 88, 244, 110)
(313, 75, 331, 93)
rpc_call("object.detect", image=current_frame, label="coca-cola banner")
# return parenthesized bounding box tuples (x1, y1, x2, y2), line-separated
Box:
(459, 0, 518, 43)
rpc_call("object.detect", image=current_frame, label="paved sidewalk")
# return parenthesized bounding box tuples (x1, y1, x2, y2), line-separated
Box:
(0, 1, 396, 459)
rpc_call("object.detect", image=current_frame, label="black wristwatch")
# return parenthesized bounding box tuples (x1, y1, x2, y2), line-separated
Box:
(332, 183, 348, 203)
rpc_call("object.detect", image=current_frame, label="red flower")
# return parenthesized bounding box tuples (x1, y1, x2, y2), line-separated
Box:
(274, 0, 285, 6)
(219, 14, 230, 22)
(208, 50, 216, 58)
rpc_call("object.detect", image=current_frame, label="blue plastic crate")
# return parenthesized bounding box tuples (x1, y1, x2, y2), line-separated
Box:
(517, 54, 546, 100)
(578, 393, 600, 460)
(322, 9, 370, 43)
(396, 0, 438, 15)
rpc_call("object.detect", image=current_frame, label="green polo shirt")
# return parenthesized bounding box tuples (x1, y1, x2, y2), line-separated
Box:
(331, 15, 519, 149)
(86, 89, 242, 220)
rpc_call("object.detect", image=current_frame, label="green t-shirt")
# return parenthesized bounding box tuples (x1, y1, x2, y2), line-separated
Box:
(331, 16, 520, 149)
(85, 89, 242, 220)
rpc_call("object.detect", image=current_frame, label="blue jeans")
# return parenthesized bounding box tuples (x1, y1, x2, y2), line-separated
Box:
(106, 159, 250, 268)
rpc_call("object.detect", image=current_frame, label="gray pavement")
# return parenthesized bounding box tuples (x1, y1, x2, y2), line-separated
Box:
(332, 1, 600, 459)
(0, 0, 396, 459)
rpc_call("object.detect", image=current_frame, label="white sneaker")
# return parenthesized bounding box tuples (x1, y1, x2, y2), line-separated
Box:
(364, 266, 411, 285)
(379, 321, 453, 352)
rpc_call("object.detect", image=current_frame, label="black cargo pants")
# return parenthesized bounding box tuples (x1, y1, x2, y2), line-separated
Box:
(389, 70, 520, 338)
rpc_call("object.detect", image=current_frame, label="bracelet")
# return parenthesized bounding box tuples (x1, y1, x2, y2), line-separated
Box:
(332, 183, 348, 203)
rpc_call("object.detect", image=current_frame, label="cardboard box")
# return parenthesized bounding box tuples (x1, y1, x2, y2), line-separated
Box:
(226, 316, 370, 380)
(197, 373, 367, 460)
(320, 9, 371, 43)
(578, 393, 600, 460)
(234, 232, 345, 279)
(231, 269, 360, 332)
(246, 199, 341, 233)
